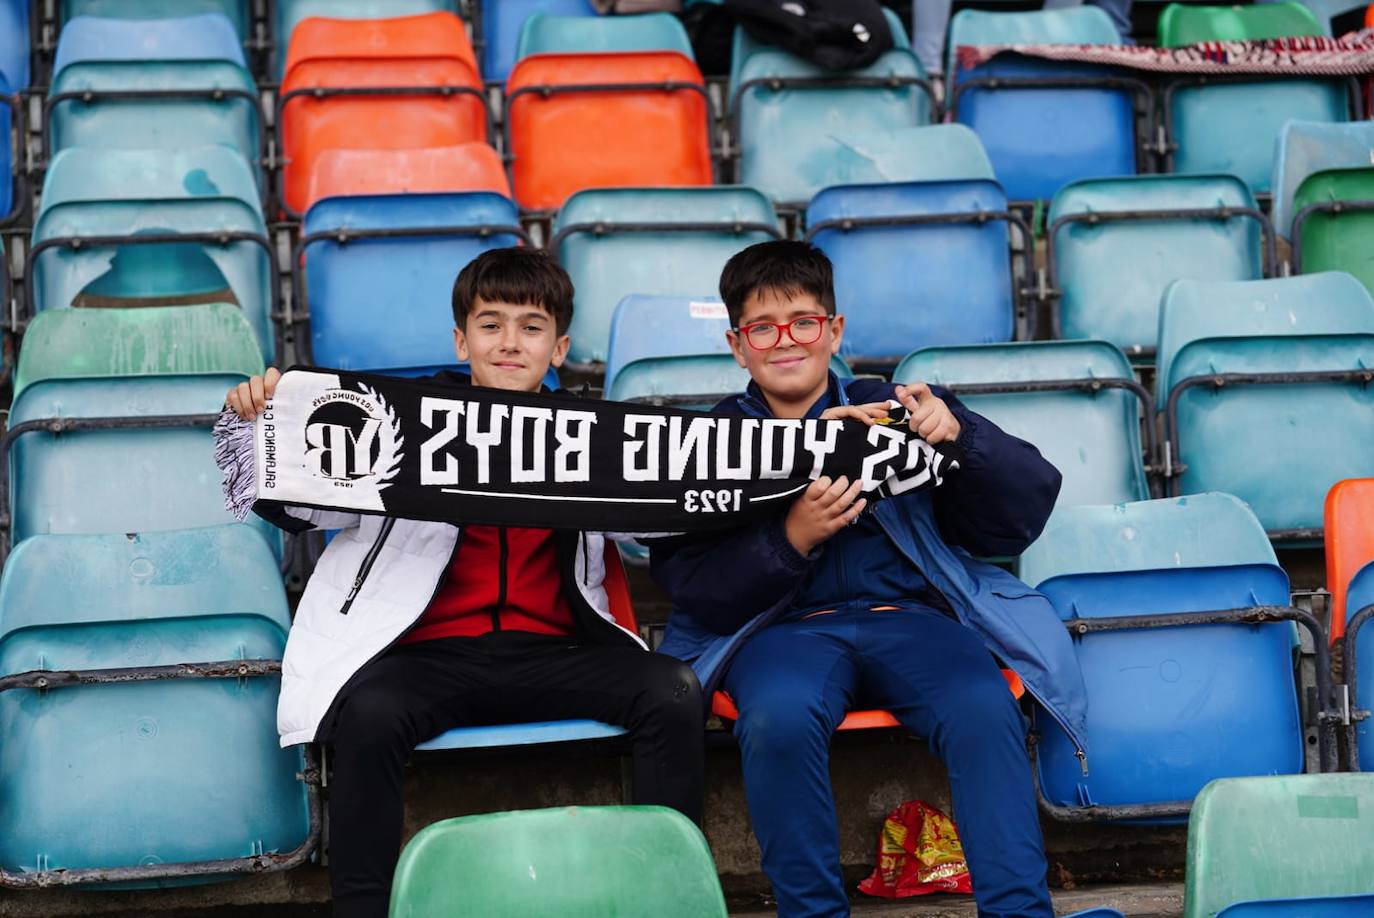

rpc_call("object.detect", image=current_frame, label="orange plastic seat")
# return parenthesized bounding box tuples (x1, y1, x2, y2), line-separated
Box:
(279, 12, 487, 215)
(711, 669, 1023, 731)
(304, 144, 510, 211)
(1366, 2, 1373, 28)
(504, 51, 713, 212)
(1325, 478, 1374, 642)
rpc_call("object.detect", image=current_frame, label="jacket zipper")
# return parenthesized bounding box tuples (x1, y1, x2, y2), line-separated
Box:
(339, 518, 396, 616)
(491, 527, 508, 632)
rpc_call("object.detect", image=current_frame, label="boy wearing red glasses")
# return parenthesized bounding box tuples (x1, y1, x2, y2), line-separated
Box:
(650, 241, 1084, 918)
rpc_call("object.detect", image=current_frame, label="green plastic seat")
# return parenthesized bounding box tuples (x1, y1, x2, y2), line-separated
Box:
(13, 303, 263, 396)
(894, 340, 1149, 510)
(0, 525, 309, 885)
(32, 146, 274, 363)
(1271, 121, 1374, 239)
(389, 806, 728, 918)
(1048, 174, 1264, 356)
(1158, 2, 1325, 46)
(1185, 773, 1374, 918)
(1292, 167, 1374, 300)
(552, 187, 782, 367)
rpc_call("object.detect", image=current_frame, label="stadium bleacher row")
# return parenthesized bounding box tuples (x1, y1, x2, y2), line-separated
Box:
(2, 0, 1374, 915)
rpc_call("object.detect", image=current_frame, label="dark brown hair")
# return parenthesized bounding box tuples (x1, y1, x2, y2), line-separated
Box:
(718, 240, 837, 327)
(451, 247, 575, 334)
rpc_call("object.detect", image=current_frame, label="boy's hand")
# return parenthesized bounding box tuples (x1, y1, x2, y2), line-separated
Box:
(784, 475, 867, 556)
(895, 382, 961, 445)
(226, 368, 281, 421)
(819, 403, 891, 426)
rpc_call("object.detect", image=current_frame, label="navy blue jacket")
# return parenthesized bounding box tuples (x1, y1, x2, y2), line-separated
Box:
(650, 374, 1090, 756)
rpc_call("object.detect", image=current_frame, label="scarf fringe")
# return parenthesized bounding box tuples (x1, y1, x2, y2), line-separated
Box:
(213, 407, 258, 523)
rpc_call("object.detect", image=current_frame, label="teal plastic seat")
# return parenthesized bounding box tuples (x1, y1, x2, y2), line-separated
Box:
(552, 187, 782, 366)
(730, 10, 934, 206)
(389, 806, 727, 917)
(273, 0, 458, 78)
(1185, 774, 1374, 918)
(49, 15, 261, 186)
(516, 11, 692, 59)
(1271, 120, 1374, 239)
(1047, 174, 1266, 355)
(6, 374, 281, 557)
(894, 340, 1150, 510)
(31, 146, 274, 363)
(1158, 273, 1374, 538)
(61, 0, 250, 38)
(0, 525, 311, 885)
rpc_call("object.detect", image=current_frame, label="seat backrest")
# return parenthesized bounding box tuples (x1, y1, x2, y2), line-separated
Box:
(1049, 174, 1262, 353)
(61, 0, 249, 38)
(517, 11, 693, 58)
(729, 7, 911, 88)
(1159, 1, 1324, 46)
(1325, 478, 1374, 639)
(505, 51, 711, 211)
(1020, 493, 1277, 587)
(1216, 895, 1374, 918)
(482, 0, 598, 83)
(947, 6, 1119, 78)
(304, 144, 509, 212)
(0, 0, 28, 89)
(1185, 774, 1374, 918)
(54, 12, 245, 73)
(274, 0, 457, 77)
(807, 178, 1014, 364)
(895, 340, 1149, 509)
(553, 186, 779, 365)
(13, 303, 263, 396)
(390, 806, 728, 917)
(1293, 167, 1374, 299)
(301, 192, 522, 374)
(1271, 120, 1374, 239)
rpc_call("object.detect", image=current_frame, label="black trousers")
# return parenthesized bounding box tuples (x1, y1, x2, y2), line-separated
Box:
(322, 631, 704, 918)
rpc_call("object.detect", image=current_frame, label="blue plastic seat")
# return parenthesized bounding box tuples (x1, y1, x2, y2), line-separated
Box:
(1344, 559, 1374, 769)
(60, 0, 250, 38)
(299, 192, 524, 376)
(0, 0, 28, 90)
(1021, 494, 1308, 821)
(1157, 273, 1374, 538)
(806, 179, 1019, 366)
(949, 8, 1138, 203)
(49, 15, 261, 184)
(31, 146, 275, 363)
(1216, 895, 1374, 917)
(480, 0, 597, 84)
(0, 525, 312, 885)
(1271, 120, 1374, 240)
(516, 11, 693, 59)
(730, 10, 934, 206)
(894, 341, 1150, 510)
(552, 187, 782, 367)
(0, 76, 15, 224)
(273, 0, 458, 78)
(1047, 174, 1267, 355)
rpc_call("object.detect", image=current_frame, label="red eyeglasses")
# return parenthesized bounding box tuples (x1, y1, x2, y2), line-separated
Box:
(735, 315, 830, 351)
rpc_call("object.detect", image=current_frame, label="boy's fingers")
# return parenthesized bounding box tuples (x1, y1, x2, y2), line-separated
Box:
(264, 367, 281, 398)
(233, 382, 255, 419)
(817, 475, 850, 509)
(249, 376, 266, 410)
(805, 476, 833, 501)
(917, 413, 944, 439)
(839, 497, 867, 525)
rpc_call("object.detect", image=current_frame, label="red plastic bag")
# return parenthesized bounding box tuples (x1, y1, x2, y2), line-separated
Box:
(858, 800, 974, 899)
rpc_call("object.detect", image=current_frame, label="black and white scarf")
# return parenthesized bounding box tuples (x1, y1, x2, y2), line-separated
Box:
(213, 368, 959, 532)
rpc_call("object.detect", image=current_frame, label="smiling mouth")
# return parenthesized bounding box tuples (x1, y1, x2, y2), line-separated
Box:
(493, 361, 525, 369)
(770, 355, 807, 368)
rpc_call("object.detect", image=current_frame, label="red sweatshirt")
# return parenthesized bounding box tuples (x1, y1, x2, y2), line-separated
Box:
(399, 525, 575, 644)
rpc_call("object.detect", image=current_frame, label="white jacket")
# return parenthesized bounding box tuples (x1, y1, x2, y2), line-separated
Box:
(259, 503, 646, 747)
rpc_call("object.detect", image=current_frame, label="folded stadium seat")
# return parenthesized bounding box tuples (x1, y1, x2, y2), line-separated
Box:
(947, 8, 1142, 204)
(0, 525, 315, 887)
(1369, 1, 1374, 27)
(272, 0, 458, 79)
(389, 806, 727, 916)
(297, 191, 525, 375)
(302, 143, 510, 212)
(1019, 494, 1322, 821)
(1271, 120, 1374, 243)
(505, 52, 713, 212)
(0, 0, 29, 90)
(0, 74, 17, 226)
(1325, 479, 1374, 643)
(516, 11, 694, 59)
(805, 179, 1023, 368)
(1158, 2, 1351, 196)
(1046, 174, 1270, 357)
(478, 0, 597, 84)
(1183, 774, 1374, 918)
(278, 11, 486, 216)
(893, 340, 1152, 510)
(1291, 167, 1374, 298)
(729, 9, 935, 208)
(3, 305, 283, 559)
(47, 15, 262, 187)
(551, 187, 781, 367)
(60, 0, 250, 39)
(415, 541, 639, 752)
(1156, 272, 1374, 541)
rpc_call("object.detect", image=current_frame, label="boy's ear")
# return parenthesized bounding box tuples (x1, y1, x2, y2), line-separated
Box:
(549, 333, 571, 369)
(726, 328, 748, 369)
(828, 314, 845, 356)
(453, 326, 470, 362)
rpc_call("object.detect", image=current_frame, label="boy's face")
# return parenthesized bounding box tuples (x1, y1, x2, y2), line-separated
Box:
(454, 297, 569, 393)
(726, 288, 844, 413)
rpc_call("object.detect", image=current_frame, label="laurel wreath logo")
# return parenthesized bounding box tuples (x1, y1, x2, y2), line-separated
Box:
(357, 382, 404, 490)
